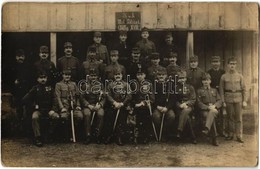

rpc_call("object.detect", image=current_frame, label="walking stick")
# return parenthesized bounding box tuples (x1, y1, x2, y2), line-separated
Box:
(159, 112, 165, 142)
(90, 91, 103, 126)
(145, 95, 159, 141)
(70, 92, 76, 143)
(113, 108, 121, 131)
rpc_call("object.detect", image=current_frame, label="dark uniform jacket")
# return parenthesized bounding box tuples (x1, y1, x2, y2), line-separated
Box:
(125, 61, 143, 80)
(147, 65, 166, 81)
(87, 43, 109, 65)
(111, 41, 131, 66)
(175, 83, 196, 108)
(197, 87, 222, 110)
(207, 68, 225, 89)
(186, 67, 205, 90)
(55, 80, 80, 110)
(135, 39, 156, 62)
(159, 43, 178, 66)
(154, 82, 176, 109)
(57, 56, 81, 81)
(82, 59, 101, 77)
(167, 64, 181, 78)
(22, 84, 54, 114)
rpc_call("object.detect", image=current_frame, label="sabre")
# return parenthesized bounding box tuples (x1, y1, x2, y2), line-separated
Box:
(69, 92, 76, 143)
(90, 91, 103, 126)
(159, 112, 165, 142)
(113, 108, 121, 131)
(145, 94, 159, 142)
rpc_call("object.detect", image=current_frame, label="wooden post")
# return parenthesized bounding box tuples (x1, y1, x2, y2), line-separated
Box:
(50, 32, 57, 66)
(186, 32, 194, 68)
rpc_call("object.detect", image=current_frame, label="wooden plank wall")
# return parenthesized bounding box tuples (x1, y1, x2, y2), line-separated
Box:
(2, 2, 258, 32)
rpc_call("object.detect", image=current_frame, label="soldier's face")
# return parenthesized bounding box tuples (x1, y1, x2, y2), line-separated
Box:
(202, 79, 211, 86)
(190, 61, 198, 68)
(211, 60, 220, 69)
(94, 36, 102, 44)
(16, 55, 25, 63)
(157, 74, 167, 82)
(37, 76, 47, 84)
(110, 55, 119, 62)
(132, 53, 140, 60)
(119, 35, 127, 42)
(178, 77, 187, 83)
(64, 47, 73, 55)
(89, 75, 97, 81)
(39, 52, 49, 60)
(62, 74, 71, 81)
(228, 61, 237, 70)
(141, 31, 149, 39)
(165, 36, 173, 44)
(169, 57, 177, 64)
(151, 59, 160, 65)
(136, 73, 146, 81)
(88, 52, 96, 59)
(114, 73, 123, 81)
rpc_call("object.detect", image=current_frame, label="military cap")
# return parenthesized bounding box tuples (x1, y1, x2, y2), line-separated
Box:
(157, 67, 167, 75)
(177, 70, 187, 78)
(189, 55, 198, 62)
(227, 56, 237, 63)
(132, 47, 140, 53)
(64, 42, 72, 48)
(110, 50, 119, 55)
(37, 71, 48, 78)
(94, 31, 102, 37)
(62, 68, 72, 75)
(88, 47, 96, 53)
(89, 68, 99, 76)
(141, 27, 149, 32)
(168, 52, 178, 58)
(211, 56, 220, 62)
(202, 73, 211, 80)
(165, 32, 172, 38)
(16, 49, 25, 56)
(119, 30, 127, 36)
(150, 52, 160, 60)
(40, 46, 49, 53)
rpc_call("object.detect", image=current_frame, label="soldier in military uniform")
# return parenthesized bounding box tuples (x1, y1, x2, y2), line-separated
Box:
(166, 52, 181, 79)
(160, 32, 178, 67)
(87, 31, 109, 65)
(207, 55, 226, 137)
(175, 70, 197, 144)
(82, 46, 102, 79)
(104, 68, 132, 145)
(55, 69, 83, 142)
(186, 55, 205, 90)
(147, 52, 166, 82)
(153, 68, 176, 141)
(22, 71, 56, 147)
(34, 46, 58, 86)
(197, 73, 222, 146)
(219, 57, 247, 143)
(125, 47, 143, 80)
(131, 67, 155, 143)
(104, 50, 126, 80)
(57, 42, 81, 82)
(135, 27, 156, 67)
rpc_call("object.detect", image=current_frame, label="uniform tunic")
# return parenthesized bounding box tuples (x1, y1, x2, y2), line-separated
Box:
(186, 67, 205, 90)
(57, 56, 81, 81)
(207, 68, 225, 90)
(88, 44, 109, 65)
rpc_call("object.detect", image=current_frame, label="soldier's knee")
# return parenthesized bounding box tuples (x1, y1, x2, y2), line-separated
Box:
(49, 110, 60, 119)
(97, 109, 104, 117)
(153, 110, 161, 120)
(83, 108, 91, 117)
(167, 110, 175, 120)
(74, 110, 83, 120)
(60, 112, 69, 120)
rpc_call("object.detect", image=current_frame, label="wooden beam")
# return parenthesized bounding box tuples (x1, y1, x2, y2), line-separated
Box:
(50, 33, 57, 66)
(186, 32, 194, 68)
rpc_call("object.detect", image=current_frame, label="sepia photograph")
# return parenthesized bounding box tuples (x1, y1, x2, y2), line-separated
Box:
(1, 2, 259, 167)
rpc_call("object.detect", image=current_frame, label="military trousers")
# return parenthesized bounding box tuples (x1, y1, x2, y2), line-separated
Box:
(134, 106, 152, 139)
(201, 109, 218, 137)
(32, 110, 53, 137)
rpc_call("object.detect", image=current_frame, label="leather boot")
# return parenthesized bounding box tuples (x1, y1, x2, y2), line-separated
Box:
(116, 136, 123, 146)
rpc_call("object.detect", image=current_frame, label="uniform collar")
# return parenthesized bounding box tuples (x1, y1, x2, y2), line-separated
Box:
(191, 67, 197, 71)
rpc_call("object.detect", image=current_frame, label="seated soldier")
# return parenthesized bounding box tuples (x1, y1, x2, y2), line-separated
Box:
(22, 71, 56, 147)
(55, 69, 83, 142)
(166, 52, 181, 79)
(147, 52, 166, 82)
(80, 69, 105, 144)
(175, 70, 197, 144)
(197, 73, 222, 146)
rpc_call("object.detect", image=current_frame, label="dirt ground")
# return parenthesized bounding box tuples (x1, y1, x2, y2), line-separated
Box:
(1, 113, 258, 167)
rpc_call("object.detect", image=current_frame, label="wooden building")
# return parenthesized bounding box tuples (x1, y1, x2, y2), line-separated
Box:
(2, 2, 259, 112)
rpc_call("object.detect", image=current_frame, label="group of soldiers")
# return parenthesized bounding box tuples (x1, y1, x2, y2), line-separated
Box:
(10, 27, 247, 147)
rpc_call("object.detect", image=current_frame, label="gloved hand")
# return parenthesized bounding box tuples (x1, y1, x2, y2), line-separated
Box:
(61, 108, 67, 113)
(76, 106, 81, 111)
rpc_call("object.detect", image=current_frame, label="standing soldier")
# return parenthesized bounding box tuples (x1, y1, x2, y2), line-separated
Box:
(125, 47, 143, 80)
(131, 67, 155, 144)
(207, 56, 226, 137)
(166, 52, 181, 79)
(80, 69, 105, 144)
(22, 71, 56, 147)
(186, 55, 205, 90)
(160, 32, 178, 67)
(147, 52, 166, 82)
(135, 27, 156, 66)
(87, 31, 109, 65)
(219, 57, 247, 143)
(153, 68, 176, 142)
(197, 73, 222, 146)
(175, 70, 197, 144)
(57, 42, 81, 82)
(55, 69, 83, 142)
(104, 50, 126, 80)
(104, 68, 132, 145)
(10, 49, 33, 134)
(34, 46, 58, 86)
